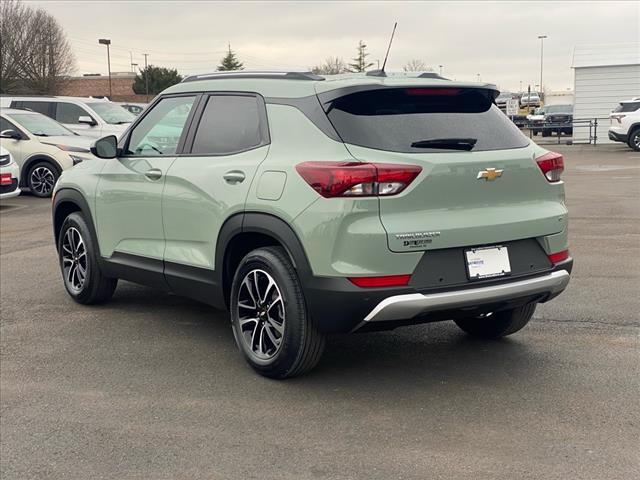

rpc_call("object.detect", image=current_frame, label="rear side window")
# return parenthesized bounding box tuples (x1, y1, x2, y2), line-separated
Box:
(613, 102, 640, 113)
(55, 102, 90, 124)
(190, 95, 265, 155)
(325, 88, 529, 153)
(13, 101, 51, 116)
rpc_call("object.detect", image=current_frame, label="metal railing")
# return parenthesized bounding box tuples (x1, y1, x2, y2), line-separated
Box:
(524, 118, 600, 145)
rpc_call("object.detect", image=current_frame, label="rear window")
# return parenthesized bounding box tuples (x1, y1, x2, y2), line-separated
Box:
(613, 102, 640, 113)
(325, 88, 529, 153)
(12, 101, 51, 116)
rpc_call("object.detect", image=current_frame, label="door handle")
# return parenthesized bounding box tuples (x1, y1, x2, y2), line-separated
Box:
(223, 170, 245, 184)
(144, 168, 162, 181)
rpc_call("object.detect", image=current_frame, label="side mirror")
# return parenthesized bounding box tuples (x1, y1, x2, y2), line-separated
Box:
(0, 129, 22, 140)
(91, 135, 118, 159)
(78, 115, 97, 126)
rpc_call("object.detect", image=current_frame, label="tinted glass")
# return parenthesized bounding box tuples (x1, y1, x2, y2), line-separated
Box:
(16, 101, 51, 116)
(126, 96, 196, 156)
(0, 117, 20, 133)
(8, 113, 76, 137)
(614, 102, 640, 113)
(55, 102, 90, 124)
(326, 88, 529, 153)
(191, 95, 263, 155)
(87, 102, 135, 124)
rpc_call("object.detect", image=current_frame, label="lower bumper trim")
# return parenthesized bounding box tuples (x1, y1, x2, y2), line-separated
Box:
(356, 270, 570, 328)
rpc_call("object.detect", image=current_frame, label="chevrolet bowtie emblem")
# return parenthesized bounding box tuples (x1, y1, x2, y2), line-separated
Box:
(477, 168, 503, 181)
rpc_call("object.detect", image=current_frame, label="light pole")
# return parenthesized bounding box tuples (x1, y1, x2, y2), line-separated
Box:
(143, 53, 149, 102)
(98, 38, 112, 99)
(538, 35, 547, 98)
(439, 65, 443, 76)
(476, 73, 481, 82)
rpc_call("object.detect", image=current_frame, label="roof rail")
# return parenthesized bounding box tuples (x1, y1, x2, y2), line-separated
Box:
(181, 71, 325, 83)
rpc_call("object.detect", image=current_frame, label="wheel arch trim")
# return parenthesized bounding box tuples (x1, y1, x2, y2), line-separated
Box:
(52, 188, 99, 255)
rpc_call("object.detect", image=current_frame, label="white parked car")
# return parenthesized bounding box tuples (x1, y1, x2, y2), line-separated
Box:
(0, 146, 20, 199)
(609, 98, 640, 151)
(2, 96, 135, 139)
(520, 92, 541, 107)
(0, 109, 95, 197)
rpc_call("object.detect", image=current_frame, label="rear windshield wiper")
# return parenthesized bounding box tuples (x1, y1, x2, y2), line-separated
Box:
(411, 138, 478, 151)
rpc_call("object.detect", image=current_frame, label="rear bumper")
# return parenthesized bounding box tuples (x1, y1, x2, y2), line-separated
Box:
(353, 269, 569, 331)
(303, 258, 573, 333)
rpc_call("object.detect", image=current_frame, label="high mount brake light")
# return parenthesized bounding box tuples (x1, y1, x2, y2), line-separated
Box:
(536, 152, 564, 182)
(405, 88, 461, 96)
(295, 162, 422, 198)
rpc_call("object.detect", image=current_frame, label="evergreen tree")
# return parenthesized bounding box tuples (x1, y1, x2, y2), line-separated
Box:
(217, 43, 244, 71)
(348, 40, 373, 73)
(133, 66, 182, 95)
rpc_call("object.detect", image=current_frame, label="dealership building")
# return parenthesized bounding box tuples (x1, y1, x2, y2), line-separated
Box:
(572, 43, 640, 143)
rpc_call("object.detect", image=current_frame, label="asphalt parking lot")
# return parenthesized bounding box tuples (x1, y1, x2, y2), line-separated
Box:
(1, 144, 639, 479)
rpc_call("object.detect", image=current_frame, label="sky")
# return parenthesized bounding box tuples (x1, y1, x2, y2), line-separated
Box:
(26, 0, 640, 92)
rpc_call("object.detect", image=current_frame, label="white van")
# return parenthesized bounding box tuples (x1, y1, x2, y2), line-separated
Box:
(1, 96, 135, 139)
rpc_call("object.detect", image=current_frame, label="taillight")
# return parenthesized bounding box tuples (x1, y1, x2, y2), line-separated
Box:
(536, 152, 564, 182)
(548, 250, 569, 264)
(295, 162, 421, 198)
(348, 274, 411, 288)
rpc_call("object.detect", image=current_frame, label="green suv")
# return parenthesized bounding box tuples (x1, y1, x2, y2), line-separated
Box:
(52, 71, 572, 378)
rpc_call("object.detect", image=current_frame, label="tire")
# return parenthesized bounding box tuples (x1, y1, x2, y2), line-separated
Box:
(58, 212, 117, 304)
(454, 302, 536, 339)
(27, 161, 59, 198)
(230, 246, 325, 379)
(628, 127, 640, 152)
(532, 131, 538, 136)
(541, 130, 550, 137)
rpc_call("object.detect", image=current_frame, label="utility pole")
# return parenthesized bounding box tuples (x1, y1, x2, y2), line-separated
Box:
(98, 38, 112, 99)
(538, 35, 547, 98)
(143, 53, 149, 102)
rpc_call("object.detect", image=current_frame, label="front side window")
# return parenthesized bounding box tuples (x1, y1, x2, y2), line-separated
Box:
(55, 102, 91, 124)
(191, 95, 264, 155)
(126, 96, 196, 156)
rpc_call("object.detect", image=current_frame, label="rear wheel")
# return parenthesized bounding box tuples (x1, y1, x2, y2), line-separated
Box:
(27, 161, 59, 197)
(230, 246, 325, 379)
(454, 302, 536, 339)
(58, 212, 117, 304)
(628, 127, 640, 152)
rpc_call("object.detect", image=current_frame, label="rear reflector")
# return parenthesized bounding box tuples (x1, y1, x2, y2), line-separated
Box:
(348, 274, 411, 288)
(548, 250, 569, 264)
(296, 161, 421, 198)
(536, 152, 564, 182)
(0, 173, 12, 186)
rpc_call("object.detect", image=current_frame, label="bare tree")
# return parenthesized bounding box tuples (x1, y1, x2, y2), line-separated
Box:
(403, 59, 429, 72)
(0, 0, 75, 94)
(311, 57, 349, 75)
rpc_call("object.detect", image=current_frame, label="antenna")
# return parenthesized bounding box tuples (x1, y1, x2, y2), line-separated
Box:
(381, 22, 397, 72)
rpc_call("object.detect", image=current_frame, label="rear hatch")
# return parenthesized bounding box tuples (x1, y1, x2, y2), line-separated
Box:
(318, 85, 567, 253)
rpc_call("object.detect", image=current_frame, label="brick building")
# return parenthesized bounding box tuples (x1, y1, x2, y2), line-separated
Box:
(58, 72, 149, 102)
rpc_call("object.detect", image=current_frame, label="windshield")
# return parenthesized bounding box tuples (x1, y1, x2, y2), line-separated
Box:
(545, 105, 573, 114)
(8, 113, 75, 136)
(87, 102, 136, 125)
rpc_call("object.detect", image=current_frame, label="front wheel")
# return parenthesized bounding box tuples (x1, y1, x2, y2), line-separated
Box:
(454, 302, 536, 339)
(230, 246, 325, 379)
(628, 128, 640, 152)
(28, 161, 59, 197)
(58, 212, 117, 304)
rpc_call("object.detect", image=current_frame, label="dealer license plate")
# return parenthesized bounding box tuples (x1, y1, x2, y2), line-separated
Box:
(465, 246, 511, 280)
